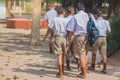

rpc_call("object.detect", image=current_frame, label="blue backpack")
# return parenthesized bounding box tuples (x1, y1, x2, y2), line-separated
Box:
(87, 13, 99, 47)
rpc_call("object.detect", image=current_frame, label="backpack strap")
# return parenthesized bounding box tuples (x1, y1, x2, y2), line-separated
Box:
(87, 13, 92, 21)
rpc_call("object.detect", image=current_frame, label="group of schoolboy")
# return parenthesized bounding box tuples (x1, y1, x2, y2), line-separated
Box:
(43, 2, 111, 79)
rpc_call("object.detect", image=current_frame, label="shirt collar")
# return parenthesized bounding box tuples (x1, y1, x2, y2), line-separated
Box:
(97, 17, 103, 20)
(58, 15, 64, 18)
(77, 10, 84, 14)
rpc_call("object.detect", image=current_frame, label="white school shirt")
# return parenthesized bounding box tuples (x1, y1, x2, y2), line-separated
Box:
(66, 15, 73, 23)
(66, 10, 89, 36)
(96, 17, 111, 36)
(49, 16, 67, 37)
(44, 9, 57, 25)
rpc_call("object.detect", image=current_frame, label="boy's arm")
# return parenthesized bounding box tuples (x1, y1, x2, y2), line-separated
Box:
(106, 21, 111, 35)
(42, 28, 51, 42)
(42, 19, 55, 42)
(67, 31, 73, 46)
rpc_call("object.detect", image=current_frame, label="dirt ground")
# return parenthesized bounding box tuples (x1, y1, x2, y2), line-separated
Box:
(0, 23, 120, 80)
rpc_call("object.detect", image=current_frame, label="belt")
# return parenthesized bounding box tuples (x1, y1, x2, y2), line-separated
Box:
(99, 36, 106, 37)
(55, 35, 66, 38)
(75, 35, 86, 37)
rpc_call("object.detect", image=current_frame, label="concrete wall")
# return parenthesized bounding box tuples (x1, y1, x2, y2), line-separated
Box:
(0, 0, 6, 19)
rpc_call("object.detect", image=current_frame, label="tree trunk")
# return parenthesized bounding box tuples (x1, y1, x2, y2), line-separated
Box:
(108, 0, 120, 18)
(107, 0, 114, 18)
(6, 0, 12, 18)
(31, 0, 41, 46)
(46, 0, 49, 11)
(113, 0, 120, 17)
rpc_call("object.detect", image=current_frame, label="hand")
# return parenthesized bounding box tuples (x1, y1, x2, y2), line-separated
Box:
(42, 37, 46, 42)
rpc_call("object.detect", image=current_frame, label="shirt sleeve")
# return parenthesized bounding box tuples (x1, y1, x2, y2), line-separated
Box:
(48, 19, 55, 29)
(66, 17, 76, 32)
(44, 13, 48, 20)
(106, 21, 111, 32)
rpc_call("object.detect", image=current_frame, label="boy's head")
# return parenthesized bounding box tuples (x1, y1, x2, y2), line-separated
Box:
(56, 6, 65, 15)
(48, 4, 56, 10)
(76, 2, 85, 12)
(93, 9, 103, 18)
(65, 6, 75, 16)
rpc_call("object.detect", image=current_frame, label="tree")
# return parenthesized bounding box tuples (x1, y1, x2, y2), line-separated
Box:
(108, 0, 120, 18)
(6, 0, 12, 18)
(31, 0, 41, 46)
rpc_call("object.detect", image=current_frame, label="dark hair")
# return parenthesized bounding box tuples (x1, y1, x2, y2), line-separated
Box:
(56, 6, 65, 14)
(76, 2, 84, 10)
(94, 9, 102, 16)
(65, 6, 74, 14)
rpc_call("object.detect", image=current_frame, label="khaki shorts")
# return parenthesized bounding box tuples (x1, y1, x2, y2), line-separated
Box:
(92, 37, 107, 56)
(53, 36, 66, 55)
(73, 36, 87, 58)
(48, 30, 54, 40)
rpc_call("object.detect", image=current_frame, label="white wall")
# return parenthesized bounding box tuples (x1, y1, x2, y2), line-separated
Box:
(0, 0, 6, 19)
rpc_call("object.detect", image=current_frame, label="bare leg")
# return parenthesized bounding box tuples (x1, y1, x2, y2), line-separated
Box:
(77, 56, 86, 78)
(66, 52, 71, 70)
(101, 54, 107, 73)
(56, 54, 64, 78)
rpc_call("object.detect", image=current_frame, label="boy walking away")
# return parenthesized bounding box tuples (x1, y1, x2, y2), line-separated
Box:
(65, 6, 77, 71)
(66, 3, 89, 78)
(43, 4, 57, 53)
(89, 10, 111, 73)
(48, 7, 67, 78)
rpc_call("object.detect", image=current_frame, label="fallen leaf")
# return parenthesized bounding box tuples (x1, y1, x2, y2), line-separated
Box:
(40, 75, 44, 78)
(0, 68, 3, 70)
(40, 69, 45, 71)
(13, 75, 19, 79)
(1, 74, 5, 77)
(4, 64, 9, 66)
(6, 77, 11, 80)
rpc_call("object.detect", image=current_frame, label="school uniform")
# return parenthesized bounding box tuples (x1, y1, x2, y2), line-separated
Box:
(44, 9, 57, 25)
(66, 10, 89, 58)
(49, 16, 67, 54)
(92, 17, 111, 56)
(44, 9, 57, 38)
(66, 15, 74, 53)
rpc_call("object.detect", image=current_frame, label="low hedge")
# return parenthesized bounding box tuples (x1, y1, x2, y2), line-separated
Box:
(107, 14, 120, 56)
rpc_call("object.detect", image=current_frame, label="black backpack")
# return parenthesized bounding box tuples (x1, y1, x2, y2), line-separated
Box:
(87, 13, 99, 47)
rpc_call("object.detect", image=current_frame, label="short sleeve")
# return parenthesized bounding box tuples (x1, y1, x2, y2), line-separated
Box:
(66, 17, 76, 32)
(106, 21, 111, 32)
(44, 13, 48, 20)
(49, 19, 55, 29)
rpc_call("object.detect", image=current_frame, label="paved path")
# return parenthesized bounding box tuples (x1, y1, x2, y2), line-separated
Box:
(0, 24, 119, 80)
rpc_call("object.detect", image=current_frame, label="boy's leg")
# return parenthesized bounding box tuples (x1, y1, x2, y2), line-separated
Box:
(100, 37, 107, 73)
(57, 54, 64, 78)
(49, 38, 52, 53)
(89, 38, 100, 70)
(73, 36, 87, 78)
(66, 51, 71, 70)
(49, 32, 53, 53)
(89, 53, 96, 70)
(77, 56, 86, 78)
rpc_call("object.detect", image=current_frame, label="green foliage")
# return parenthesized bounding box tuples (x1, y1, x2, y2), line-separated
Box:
(25, 6, 33, 13)
(42, 0, 57, 4)
(107, 14, 120, 56)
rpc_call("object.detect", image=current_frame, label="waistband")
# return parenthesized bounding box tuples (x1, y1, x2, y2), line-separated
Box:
(99, 36, 106, 37)
(55, 35, 66, 38)
(75, 35, 86, 37)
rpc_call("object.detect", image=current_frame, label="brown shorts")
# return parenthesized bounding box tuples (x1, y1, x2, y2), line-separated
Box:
(92, 37, 107, 56)
(53, 36, 66, 55)
(73, 36, 87, 58)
